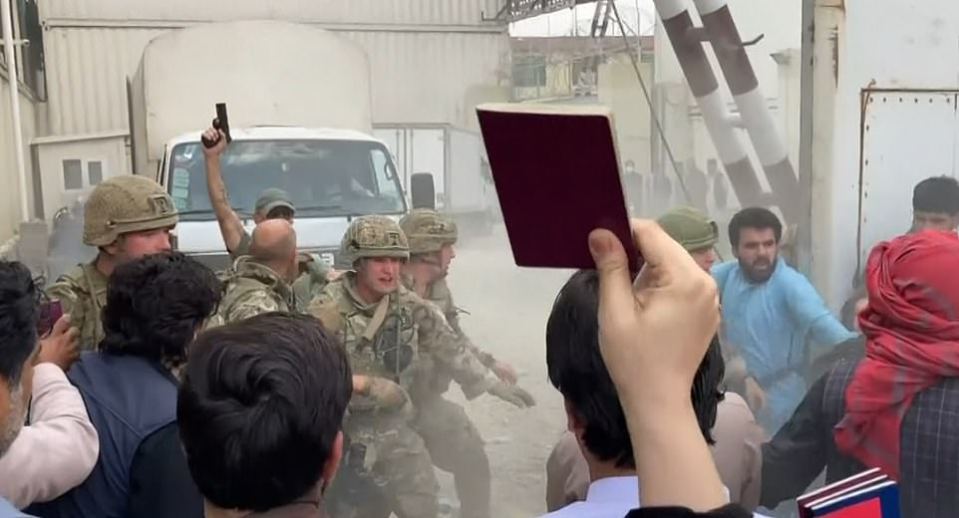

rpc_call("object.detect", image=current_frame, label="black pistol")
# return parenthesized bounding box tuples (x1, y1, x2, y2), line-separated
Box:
(201, 102, 232, 148)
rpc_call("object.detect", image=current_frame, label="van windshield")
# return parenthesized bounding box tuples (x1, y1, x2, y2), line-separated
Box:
(168, 139, 406, 221)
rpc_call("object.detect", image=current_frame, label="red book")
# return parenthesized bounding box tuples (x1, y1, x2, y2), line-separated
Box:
(797, 468, 900, 518)
(476, 103, 641, 273)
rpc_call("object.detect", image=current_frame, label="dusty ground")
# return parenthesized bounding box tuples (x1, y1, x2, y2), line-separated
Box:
(437, 225, 574, 517)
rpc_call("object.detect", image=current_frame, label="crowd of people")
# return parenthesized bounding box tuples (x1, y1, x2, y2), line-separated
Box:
(1, 122, 959, 518)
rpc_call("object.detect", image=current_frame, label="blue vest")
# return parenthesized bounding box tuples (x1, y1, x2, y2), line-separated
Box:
(28, 352, 178, 518)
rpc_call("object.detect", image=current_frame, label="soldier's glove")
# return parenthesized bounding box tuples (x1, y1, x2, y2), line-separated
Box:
(488, 382, 536, 408)
(366, 376, 411, 412)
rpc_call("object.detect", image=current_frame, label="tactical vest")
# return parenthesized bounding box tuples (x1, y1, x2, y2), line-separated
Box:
(319, 281, 420, 388)
(28, 353, 182, 518)
(47, 263, 108, 351)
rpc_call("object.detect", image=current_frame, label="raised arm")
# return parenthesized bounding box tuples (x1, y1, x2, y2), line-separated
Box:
(202, 126, 248, 258)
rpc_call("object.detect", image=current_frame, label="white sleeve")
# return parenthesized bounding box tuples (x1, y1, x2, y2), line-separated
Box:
(0, 363, 100, 508)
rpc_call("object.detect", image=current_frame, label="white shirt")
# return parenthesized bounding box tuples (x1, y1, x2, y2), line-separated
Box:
(539, 476, 771, 518)
(540, 476, 638, 518)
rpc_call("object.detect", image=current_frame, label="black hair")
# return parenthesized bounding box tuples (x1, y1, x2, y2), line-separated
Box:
(267, 206, 295, 221)
(178, 312, 353, 512)
(100, 252, 221, 366)
(913, 176, 959, 215)
(546, 270, 723, 469)
(728, 207, 783, 248)
(0, 261, 38, 385)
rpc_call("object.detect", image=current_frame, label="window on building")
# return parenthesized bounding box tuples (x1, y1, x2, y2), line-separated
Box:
(62, 160, 83, 190)
(513, 54, 546, 88)
(0, 0, 46, 99)
(17, 0, 45, 98)
(88, 161, 103, 185)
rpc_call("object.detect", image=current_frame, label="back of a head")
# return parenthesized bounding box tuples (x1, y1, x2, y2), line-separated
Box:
(546, 270, 723, 468)
(728, 206, 782, 248)
(100, 252, 221, 365)
(250, 219, 297, 265)
(913, 176, 959, 215)
(179, 313, 352, 512)
(0, 261, 38, 387)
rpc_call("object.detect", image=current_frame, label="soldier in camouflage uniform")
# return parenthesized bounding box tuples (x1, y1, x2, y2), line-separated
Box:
(311, 216, 535, 518)
(216, 219, 300, 324)
(399, 209, 519, 518)
(47, 176, 178, 350)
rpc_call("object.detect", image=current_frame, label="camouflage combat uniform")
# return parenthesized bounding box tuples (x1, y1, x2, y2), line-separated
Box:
(216, 256, 296, 324)
(400, 210, 499, 518)
(47, 176, 178, 350)
(46, 263, 108, 351)
(229, 189, 329, 311)
(312, 216, 531, 518)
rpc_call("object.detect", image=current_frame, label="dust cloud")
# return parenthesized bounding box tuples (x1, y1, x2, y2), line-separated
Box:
(442, 224, 572, 517)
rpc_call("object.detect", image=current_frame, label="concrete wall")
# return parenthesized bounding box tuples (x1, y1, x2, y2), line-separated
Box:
(599, 56, 653, 175)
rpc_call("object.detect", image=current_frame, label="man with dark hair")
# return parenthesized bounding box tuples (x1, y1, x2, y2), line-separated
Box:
(545, 209, 765, 512)
(540, 269, 726, 517)
(30, 253, 222, 518)
(714, 207, 854, 434)
(0, 261, 42, 517)
(911, 175, 959, 232)
(179, 313, 352, 517)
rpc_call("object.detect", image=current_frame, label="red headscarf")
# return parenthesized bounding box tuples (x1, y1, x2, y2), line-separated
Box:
(834, 230, 959, 478)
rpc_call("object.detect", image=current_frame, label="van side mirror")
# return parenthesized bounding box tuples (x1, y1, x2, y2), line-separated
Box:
(410, 172, 436, 210)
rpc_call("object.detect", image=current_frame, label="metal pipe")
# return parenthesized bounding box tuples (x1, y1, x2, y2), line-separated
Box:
(1, 0, 28, 223)
(651, 0, 764, 207)
(692, 0, 800, 223)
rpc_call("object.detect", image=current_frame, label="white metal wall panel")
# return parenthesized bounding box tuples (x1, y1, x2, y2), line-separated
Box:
(858, 91, 959, 267)
(43, 26, 509, 136)
(0, 82, 39, 240)
(813, 0, 959, 309)
(40, 0, 505, 28)
(44, 27, 166, 135)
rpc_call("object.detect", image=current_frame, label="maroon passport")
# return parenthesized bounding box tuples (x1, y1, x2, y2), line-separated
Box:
(477, 103, 640, 272)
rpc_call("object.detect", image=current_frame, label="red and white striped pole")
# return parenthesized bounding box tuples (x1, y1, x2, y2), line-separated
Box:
(692, 0, 799, 223)
(652, 0, 765, 211)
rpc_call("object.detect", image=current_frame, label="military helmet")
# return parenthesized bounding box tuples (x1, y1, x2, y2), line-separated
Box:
(83, 176, 179, 247)
(399, 209, 458, 255)
(657, 206, 718, 252)
(339, 215, 410, 265)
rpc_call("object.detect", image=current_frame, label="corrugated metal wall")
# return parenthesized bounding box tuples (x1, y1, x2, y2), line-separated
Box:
(43, 27, 509, 136)
(40, 0, 510, 136)
(44, 28, 167, 135)
(0, 78, 38, 241)
(41, 0, 505, 27)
